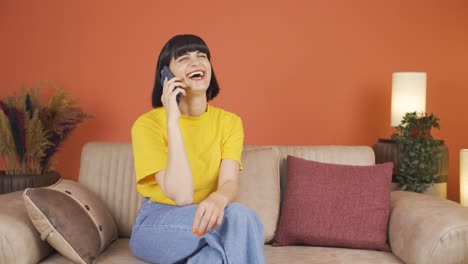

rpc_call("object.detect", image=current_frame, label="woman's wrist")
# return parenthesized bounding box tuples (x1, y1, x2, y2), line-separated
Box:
(210, 192, 229, 208)
(166, 118, 179, 128)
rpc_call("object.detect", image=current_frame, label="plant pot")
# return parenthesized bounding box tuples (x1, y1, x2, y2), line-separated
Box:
(373, 138, 449, 198)
(0, 171, 61, 195)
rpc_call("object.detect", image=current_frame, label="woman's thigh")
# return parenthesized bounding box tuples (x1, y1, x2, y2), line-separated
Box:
(130, 199, 202, 264)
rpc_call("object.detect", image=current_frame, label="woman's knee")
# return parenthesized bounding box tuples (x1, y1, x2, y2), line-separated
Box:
(224, 203, 261, 224)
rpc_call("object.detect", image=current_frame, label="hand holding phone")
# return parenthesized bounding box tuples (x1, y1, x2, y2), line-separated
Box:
(160, 66, 181, 105)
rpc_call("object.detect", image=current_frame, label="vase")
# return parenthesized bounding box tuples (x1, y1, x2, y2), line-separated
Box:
(0, 171, 61, 195)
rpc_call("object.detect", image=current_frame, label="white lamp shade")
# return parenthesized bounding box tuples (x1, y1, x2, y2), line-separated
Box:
(461, 150, 468, 206)
(391, 72, 427, 127)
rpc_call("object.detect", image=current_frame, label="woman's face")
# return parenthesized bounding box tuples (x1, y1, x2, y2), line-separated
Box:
(169, 51, 212, 95)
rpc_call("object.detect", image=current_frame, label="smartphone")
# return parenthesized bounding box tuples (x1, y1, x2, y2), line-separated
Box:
(160, 66, 181, 105)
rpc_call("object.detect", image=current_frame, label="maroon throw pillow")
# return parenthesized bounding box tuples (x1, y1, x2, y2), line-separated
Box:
(272, 156, 393, 252)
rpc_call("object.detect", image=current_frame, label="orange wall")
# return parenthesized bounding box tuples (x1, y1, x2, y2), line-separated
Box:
(1, 0, 467, 202)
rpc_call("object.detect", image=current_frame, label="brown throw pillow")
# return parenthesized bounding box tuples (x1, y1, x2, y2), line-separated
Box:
(23, 179, 118, 264)
(272, 156, 393, 251)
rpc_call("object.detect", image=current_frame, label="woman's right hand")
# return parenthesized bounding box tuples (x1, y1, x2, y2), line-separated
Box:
(161, 76, 187, 121)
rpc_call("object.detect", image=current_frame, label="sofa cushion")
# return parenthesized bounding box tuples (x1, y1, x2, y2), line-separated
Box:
(272, 156, 392, 251)
(23, 179, 118, 264)
(236, 147, 281, 243)
(39, 239, 147, 264)
(264, 245, 403, 264)
(0, 190, 54, 264)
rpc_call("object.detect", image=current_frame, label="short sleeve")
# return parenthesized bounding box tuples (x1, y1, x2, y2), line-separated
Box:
(131, 116, 168, 186)
(221, 115, 244, 171)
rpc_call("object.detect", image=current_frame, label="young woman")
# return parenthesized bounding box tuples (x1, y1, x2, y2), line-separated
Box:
(130, 34, 265, 264)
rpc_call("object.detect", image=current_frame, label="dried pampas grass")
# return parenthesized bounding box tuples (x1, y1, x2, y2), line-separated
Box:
(0, 82, 92, 175)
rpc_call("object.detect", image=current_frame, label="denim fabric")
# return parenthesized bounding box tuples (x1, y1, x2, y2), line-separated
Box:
(130, 198, 265, 264)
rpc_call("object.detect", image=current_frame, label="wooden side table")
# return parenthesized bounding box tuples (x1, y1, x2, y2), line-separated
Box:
(373, 138, 449, 199)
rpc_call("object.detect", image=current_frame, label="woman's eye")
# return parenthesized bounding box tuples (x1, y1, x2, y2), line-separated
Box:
(198, 53, 207, 58)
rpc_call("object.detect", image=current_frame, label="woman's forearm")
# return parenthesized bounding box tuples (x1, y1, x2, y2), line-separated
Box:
(159, 119, 194, 205)
(211, 178, 239, 206)
(212, 159, 241, 204)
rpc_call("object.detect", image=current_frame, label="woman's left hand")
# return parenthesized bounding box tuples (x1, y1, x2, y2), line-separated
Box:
(192, 192, 228, 237)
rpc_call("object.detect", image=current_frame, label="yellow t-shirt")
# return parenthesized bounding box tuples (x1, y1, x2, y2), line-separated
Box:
(131, 104, 244, 205)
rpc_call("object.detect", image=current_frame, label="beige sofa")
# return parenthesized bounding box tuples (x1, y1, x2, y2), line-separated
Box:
(1, 142, 468, 264)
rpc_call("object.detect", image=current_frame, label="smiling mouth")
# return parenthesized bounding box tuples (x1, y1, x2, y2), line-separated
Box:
(187, 71, 205, 80)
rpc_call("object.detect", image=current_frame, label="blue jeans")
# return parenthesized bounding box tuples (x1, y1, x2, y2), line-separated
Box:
(130, 198, 265, 264)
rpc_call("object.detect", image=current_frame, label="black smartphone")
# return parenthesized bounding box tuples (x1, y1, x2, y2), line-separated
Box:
(160, 66, 181, 105)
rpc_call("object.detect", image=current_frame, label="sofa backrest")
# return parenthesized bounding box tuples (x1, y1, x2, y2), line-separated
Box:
(78, 142, 375, 238)
(244, 145, 375, 200)
(78, 142, 141, 238)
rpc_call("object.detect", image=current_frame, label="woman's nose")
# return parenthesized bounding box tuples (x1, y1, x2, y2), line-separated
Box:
(188, 58, 201, 67)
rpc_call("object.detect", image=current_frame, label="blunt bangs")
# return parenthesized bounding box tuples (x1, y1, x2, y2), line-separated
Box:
(161, 35, 211, 66)
(172, 41, 210, 60)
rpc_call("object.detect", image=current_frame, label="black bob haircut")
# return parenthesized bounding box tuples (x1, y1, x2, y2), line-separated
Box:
(152, 34, 220, 108)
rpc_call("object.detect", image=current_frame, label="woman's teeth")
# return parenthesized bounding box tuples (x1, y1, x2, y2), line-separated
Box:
(188, 71, 204, 78)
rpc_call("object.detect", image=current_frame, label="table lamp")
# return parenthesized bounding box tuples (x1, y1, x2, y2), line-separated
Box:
(391, 72, 427, 127)
(461, 150, 468, 206)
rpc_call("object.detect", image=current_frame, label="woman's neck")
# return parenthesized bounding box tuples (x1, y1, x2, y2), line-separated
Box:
(179, 96, 208, 117)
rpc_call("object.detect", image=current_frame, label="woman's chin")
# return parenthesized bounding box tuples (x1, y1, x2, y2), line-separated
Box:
(186, 83, 209, 93)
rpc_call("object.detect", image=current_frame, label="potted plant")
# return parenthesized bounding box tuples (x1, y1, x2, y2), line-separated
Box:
(391, 112, 443, 193)
(0, 81, 92, 194)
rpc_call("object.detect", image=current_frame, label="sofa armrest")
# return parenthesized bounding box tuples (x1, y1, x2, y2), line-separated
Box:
(0, 190, 53, 264)
(389, 191, 468, 264)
